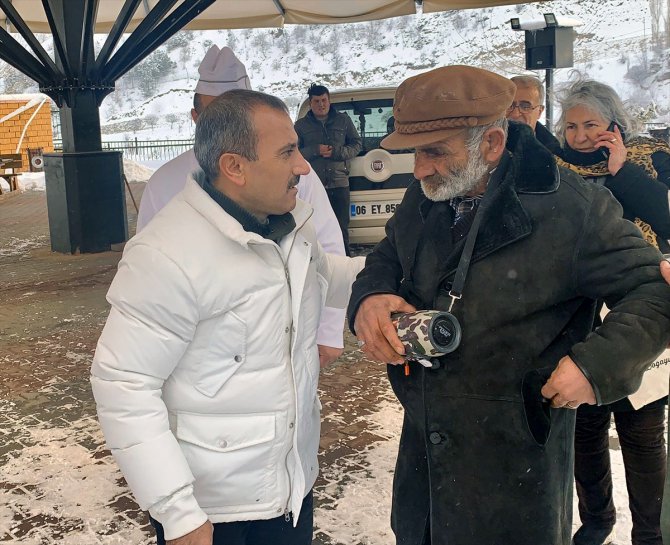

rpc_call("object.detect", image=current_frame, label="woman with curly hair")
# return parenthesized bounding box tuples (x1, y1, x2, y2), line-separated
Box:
(556, 78, 670, 545)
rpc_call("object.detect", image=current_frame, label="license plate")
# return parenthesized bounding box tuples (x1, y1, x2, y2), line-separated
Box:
(350, 200, 399, 218)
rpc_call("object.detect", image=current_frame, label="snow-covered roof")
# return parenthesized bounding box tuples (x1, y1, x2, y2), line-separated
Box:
(0, 93, 50, 103)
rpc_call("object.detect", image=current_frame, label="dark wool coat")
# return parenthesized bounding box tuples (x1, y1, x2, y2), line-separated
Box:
(294, 107, 362, 189)
(347, 123, 670, 545)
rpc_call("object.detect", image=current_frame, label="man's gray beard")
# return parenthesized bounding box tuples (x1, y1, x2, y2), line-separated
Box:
(420, 150, 490, 202)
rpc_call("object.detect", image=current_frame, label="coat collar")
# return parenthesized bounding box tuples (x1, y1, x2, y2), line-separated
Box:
(454, 123, 560, 263)
(504, 121, 560, 194)
(180, 177, 313, 248)
(452, 122, 560, 267)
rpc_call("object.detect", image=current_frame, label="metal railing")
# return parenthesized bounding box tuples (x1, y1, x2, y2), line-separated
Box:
(53, 138, 194, 162)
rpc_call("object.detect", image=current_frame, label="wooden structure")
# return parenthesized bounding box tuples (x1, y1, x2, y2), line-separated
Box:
(0, 153, 22, 193)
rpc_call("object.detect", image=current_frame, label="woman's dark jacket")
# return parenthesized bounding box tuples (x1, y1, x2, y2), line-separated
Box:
(558, 141, 670, 253)
(346, 123, 670, 545)
(559, 138, 670, 411)
(294, 107, 362, 189)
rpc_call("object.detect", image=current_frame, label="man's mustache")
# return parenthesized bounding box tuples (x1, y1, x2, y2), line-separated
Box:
(287, 175, 300, 189)
(421, 173, 447, 184)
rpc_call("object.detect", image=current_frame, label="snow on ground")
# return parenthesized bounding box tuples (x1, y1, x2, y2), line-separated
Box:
(0, 235, 48, 258)
(122, 159, 154, 183)
(0, 386, 642, 544)
(315, 400, 402, 544)
(17, 172, 46, 192)
(0, 403, 152, 545)
(7, 159, 154, 194)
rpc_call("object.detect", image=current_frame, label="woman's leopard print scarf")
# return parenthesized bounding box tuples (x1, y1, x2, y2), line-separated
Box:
(556, 136, 670, 249)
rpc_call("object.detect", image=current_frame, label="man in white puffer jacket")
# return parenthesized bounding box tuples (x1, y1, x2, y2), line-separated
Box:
(137, 46, 347, 369)
(91, 89, 364, 545)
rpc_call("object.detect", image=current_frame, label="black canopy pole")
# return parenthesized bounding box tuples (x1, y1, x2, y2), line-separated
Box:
(101, 0, 180, 81)
(0, 0, 217, 253)
(47, 0, 102, 151)
(0, 27, 51, 84)
(0, 0, 60, 78)
(106, 0, 216, 81)
(80, 0, 99, 79)
(94, 0, 142, 75)
(272, 0, 285, 16)
(42, 0, 73, 79)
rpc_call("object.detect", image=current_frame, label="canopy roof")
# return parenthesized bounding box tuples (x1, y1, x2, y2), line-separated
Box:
(3, 0, 541, 33)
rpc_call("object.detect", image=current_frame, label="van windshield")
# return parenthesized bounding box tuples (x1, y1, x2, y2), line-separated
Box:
(332, 99, 406, 155)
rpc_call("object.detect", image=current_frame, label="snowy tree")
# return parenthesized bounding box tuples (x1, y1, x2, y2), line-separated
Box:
(332, 51, 344, 72)
(166, 31, 190, 51)
(166, 113, 180, 129)
(145, 114, 159, 130)
(132, 50, 177, 98)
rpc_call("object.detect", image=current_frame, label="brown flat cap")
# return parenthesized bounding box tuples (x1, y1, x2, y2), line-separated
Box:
(382, 65, 516, 149)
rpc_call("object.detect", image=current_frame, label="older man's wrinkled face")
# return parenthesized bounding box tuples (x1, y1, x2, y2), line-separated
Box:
(414, 132, 490, 201)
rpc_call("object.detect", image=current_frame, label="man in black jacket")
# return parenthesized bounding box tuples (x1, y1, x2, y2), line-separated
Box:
(295, 83, 362, 255)
(348, 65, 670, 545)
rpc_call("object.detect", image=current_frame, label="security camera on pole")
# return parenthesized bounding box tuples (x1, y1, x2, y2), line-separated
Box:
(509, 13, 582, 133)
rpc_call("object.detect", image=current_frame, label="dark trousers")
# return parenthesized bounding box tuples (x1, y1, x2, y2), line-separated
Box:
(326, 186, 350, 256)
(574, 403, 666, 545)
(151, 490, 313, 545)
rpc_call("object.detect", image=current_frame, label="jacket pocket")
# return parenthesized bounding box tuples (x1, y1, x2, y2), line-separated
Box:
(521, 367, 555, 446)
(191, 312, 247, 397)
(175, 411, 281, 508)
(328, 126, 346, 145)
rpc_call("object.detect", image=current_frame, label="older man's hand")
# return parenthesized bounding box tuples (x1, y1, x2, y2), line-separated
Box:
(166, 521, 213, 545)
(661, 259, 670, 284)
(354, 294, 416, 365)
(540, 356, 597, 409)
(318, 344, 344, 367)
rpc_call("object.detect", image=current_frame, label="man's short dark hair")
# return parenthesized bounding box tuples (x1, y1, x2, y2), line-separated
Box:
(510, 75, 545, 105)
(193, 93, 206, 115)
(194, 89, 289, 181)
(308, 83, 330, 99)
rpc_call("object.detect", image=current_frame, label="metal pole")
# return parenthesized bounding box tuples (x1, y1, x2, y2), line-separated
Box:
(545, 68, 553, 134)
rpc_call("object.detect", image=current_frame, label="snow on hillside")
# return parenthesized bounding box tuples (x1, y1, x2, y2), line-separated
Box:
(0, 1, 664, 140)
(83, 0, 664, 142)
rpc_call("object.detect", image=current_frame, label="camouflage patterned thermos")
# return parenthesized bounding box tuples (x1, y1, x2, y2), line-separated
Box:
(391, 310, 461, 358)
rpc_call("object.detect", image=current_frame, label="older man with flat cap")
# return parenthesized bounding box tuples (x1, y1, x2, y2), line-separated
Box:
(348, 65, 670, 545)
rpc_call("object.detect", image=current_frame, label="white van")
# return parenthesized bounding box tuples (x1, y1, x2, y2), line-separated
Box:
(296, 87, 414, 244)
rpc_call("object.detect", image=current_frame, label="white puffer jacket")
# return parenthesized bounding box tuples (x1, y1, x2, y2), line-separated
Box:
(91, 179, 364, 540)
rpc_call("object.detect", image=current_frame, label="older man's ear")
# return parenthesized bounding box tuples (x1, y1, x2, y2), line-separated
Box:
(662, 260, 670, 285)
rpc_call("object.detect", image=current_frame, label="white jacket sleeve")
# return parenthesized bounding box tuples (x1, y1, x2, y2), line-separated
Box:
(136, 182, 158, 233)
(313, 243, 365, 310)
(90, 243, 207, 540)
(297, 168, 347, 348)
